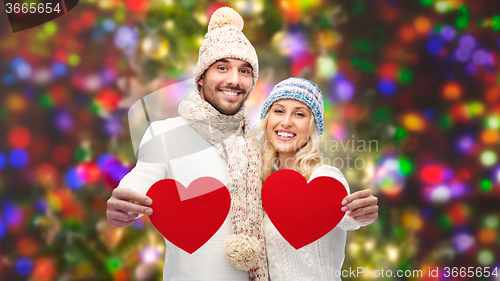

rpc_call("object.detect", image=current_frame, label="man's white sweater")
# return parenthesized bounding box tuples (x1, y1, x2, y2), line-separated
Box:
(117, 116, 249, 280)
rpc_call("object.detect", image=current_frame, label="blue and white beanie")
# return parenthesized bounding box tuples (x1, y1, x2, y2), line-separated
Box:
(260, 77, 324, 137)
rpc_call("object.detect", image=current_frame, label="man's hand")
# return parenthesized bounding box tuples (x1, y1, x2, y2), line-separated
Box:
(107, 188, 153, 227)
(341, 189, 378, 224)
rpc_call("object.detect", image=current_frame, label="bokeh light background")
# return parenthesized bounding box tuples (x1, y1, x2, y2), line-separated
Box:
(1, 0, 500, 280)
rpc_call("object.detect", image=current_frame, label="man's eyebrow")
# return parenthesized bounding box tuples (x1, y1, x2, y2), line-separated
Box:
(213, 59, 252, 70)
(242, 62, 252, 69)
(215, 58, 230, 63)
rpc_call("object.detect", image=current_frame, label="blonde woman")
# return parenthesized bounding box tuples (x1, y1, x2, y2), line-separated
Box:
(254, 77, 378, 281)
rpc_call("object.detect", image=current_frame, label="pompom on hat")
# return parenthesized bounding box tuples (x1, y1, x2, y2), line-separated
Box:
(260, 77, 324, 137)
(194, 7, 259, 93)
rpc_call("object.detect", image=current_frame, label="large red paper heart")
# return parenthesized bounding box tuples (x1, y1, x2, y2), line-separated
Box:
(146, 177, 231, 254)
(262, 169, 348, 249)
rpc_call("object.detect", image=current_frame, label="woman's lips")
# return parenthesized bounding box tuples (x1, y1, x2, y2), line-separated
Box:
(275, 130, 297, 141)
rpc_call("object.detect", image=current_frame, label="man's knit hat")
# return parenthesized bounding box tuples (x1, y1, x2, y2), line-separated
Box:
(260, 77, 324, 137)
(194, 7, 259, 93)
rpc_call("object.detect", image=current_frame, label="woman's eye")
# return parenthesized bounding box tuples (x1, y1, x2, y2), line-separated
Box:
(274, 109, 284, 114)
(296, 112, 305, 117)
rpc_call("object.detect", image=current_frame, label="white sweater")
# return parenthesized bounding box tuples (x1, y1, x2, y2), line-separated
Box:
(117, 116, 249, 281)
(263, 165, 368, 281)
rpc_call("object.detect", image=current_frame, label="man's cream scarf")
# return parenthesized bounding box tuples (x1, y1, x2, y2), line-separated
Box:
(179, 91, 268, 280)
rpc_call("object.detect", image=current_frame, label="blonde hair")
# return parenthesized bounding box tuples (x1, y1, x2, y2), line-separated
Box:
(252, 111, 322, 181)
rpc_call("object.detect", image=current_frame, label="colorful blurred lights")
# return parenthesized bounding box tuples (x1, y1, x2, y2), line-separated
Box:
(478, 250, 494, 265)
(140, 247, 161, 264)
(426, 38, 443, 55)
(0, 152, 5, 170)
(103, 19, 116, 32)
(430, 185, 451, 203)
(0, 217, 6, 238)
(455, 47, 471, 62)
(459, 34, 476, 50)
(378, 79, 397, 96)
(15, 257, 33, 275)
(114, 26, 138, 50)
(9, 127, 31, 148)
(472, 49, 491, 65)
(480, 150, 497, 166)
(52, 63, 67, 77)
(421, 165, 444, 184)
(486, 115, 500, 129)
(453, 232, 474, 253)
(335, 80, 354, 101)
(442, 82, 462, 100)
(3, 199, 23, 226)
(481, 130, 499, 144)
(9, 148, 28, 169)
(65, 168, 85, 190)
(440, 25, 456, 41)
(403, 113, 425, 131)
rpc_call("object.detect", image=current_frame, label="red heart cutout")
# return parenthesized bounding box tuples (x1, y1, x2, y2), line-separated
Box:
(147, 177, 231, 254)
(262, 169, 348, 249)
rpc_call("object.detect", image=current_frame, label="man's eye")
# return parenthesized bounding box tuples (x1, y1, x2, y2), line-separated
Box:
(218, 66, 227, 70)
(241, 69, 250, 74)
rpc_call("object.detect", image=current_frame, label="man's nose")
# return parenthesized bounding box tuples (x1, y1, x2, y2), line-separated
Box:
(225, 68, 241, 86)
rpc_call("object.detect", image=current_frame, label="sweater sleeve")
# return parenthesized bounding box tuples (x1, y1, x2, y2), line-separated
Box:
(308, 165, 369, 231)
(116, 120, 170, 196)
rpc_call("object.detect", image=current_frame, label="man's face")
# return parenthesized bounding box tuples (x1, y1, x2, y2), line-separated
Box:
(198, 58, 253, 115)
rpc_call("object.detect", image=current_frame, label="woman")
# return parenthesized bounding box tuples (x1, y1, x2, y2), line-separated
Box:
(253, 77, 378, 281)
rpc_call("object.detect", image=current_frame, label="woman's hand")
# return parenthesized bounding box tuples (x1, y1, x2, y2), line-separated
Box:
(341, 189, 378, 224)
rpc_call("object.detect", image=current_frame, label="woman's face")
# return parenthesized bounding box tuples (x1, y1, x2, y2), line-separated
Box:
(266, 99, 312, 155)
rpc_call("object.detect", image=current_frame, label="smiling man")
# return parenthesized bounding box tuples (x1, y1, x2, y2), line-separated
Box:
(106, 7, 268, 281)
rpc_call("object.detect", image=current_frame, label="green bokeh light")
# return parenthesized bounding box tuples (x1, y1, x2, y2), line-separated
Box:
(40, 94, 54, 109)
(399, 158, 413, 175)
(469, 101, 484, 117)
(478, 250, 494, 265)
(480, 150, 496, 166)
(483, 215, 500, 228)
(114, 10, 125, 23)
(435, 1, 450, 13)
(492, 15, 500, 31)
(105, 257, 122, 274)
(44, 22, 57, 35)
(439, 114, 453, 130)
(351, 57, 375, 72)
(352, 39, 373, 53)
(455, 15, 469, 29)
(374, 107, 390, 123)
(480, 179, 492, 192)
(68, 54, 80, 66)
(395, 127, 407, 140)
(74, 146, 91, 162)
(398, 69, 413, 84)
(0, 108, 7, 119)
(439, 214, 452, 229)
(486, 115, 500, 129)
(421, 0, 433, 6)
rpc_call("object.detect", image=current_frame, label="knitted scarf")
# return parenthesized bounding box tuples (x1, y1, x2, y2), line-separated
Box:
(179, 91, 268, 281)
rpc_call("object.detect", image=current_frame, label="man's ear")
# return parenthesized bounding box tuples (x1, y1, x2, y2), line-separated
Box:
(198, 74, 204, 87)
(198, 75, 204, 98)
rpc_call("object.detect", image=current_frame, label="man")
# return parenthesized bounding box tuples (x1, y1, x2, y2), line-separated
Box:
(108, 7, 268, 281)
(107, 6, 378, 281)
